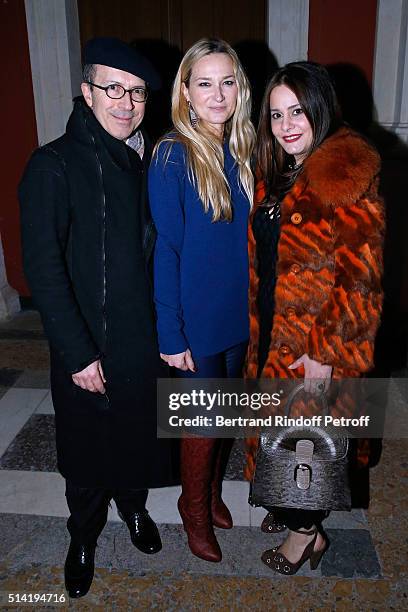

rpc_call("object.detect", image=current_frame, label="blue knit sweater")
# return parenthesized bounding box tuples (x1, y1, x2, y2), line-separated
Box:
(148, 140, 250, 358)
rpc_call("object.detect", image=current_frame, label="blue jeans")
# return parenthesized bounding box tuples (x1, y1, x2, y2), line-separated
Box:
(175, 341, 248, 379)
(174, 341, 248, 436)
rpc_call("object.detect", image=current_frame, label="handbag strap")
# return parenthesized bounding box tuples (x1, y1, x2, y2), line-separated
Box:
(279, 383, 349, 462)
(284, 382, 329, 417)
(264, 427, 349, 462)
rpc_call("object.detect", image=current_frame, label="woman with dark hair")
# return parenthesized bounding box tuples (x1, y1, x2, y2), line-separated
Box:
(245, 61, 384, 574)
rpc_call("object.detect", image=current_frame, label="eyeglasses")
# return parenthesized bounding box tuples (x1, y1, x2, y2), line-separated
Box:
(87, 82, 148, 103)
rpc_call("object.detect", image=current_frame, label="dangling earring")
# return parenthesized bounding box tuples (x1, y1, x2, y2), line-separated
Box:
(188, 101, 199, 128)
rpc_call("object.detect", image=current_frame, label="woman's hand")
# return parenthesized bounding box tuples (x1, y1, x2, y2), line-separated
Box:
(288, 353, 332, 394)
(160, 349, 196, 372)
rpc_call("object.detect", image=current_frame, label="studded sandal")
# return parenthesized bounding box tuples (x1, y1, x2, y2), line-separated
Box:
(261, 511, 287, 534)
(261, 528, 327, 575)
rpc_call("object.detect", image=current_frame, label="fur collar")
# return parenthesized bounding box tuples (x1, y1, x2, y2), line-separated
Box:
(297, 127, 380, 206)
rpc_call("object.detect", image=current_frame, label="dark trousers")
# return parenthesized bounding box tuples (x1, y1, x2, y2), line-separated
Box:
(175, 341, 248, 379)
(65, 480, 148, 544)
(267, 507, 328, 531)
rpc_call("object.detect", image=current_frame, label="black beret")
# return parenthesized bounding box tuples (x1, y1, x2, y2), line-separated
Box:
(83, 37, 161, 90)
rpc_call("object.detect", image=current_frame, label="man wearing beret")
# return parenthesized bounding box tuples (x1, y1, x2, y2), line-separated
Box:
(19, 38, 177, 598)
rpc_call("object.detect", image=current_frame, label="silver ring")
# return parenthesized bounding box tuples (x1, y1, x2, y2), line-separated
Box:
(317, 382, 324, 392)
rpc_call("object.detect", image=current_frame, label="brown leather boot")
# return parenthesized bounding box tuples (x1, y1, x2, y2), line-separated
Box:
(211, 440, 233, 529)
(178, 437, 222, 562)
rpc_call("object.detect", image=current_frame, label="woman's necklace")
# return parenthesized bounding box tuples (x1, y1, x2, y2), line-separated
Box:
(259, 200, 281, 220)
(267, 200, 281, 220)
(288, 161, 302, 171)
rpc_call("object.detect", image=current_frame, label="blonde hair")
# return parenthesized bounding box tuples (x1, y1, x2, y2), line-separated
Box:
(155, 38, 255, 222)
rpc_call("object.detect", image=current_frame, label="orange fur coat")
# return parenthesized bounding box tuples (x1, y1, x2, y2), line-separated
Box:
(244, 127, 385, 480)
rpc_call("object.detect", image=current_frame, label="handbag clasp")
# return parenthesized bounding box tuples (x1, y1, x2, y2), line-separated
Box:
(294, 463, 312, 489)
(294, 439, 314, 489)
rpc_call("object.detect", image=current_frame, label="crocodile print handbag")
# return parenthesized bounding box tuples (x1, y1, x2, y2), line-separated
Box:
(250, 383, 351, 511)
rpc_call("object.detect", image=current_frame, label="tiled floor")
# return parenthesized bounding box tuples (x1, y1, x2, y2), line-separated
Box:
(0, 311, 407, 609)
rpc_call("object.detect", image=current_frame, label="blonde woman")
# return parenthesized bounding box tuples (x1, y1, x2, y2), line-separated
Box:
(149, 38, 255, 562)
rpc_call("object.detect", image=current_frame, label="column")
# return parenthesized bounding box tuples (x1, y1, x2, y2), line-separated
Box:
(0, 238, 20, 319)
(24, 0, 82, 145)
(373, 0, 408, 143)
(267, 0, 309, 67)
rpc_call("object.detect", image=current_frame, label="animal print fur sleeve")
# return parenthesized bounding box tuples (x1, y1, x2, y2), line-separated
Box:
(307, 189, 385, 372)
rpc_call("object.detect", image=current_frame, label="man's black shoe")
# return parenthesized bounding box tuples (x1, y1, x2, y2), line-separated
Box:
(124, 510, 162, 554)
(64, 541, 96, 598)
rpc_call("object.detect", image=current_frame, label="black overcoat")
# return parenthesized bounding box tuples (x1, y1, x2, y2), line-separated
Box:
(19, 98, 178, 489)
